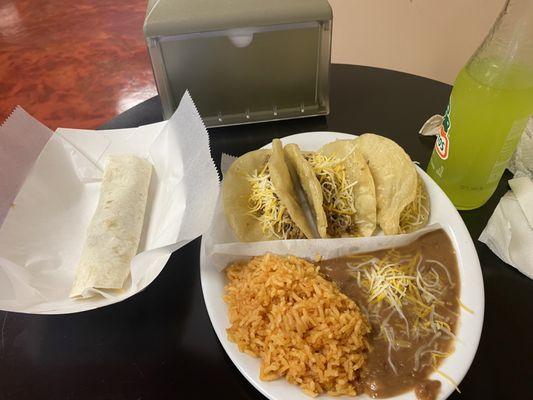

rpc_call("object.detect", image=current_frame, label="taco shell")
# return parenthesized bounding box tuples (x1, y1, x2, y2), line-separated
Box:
(320, 140, 377, 237)
(269, 139, 315, 239)
(285, 140, 377, 238)
(222, 140, 314, 242)
(222, 149, 273, 241)
(354, 133, 418, 235)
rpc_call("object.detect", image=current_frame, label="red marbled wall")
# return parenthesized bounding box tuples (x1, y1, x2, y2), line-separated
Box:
(0, 0, 157, 130)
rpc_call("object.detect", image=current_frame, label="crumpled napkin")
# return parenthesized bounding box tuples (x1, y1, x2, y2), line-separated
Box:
(507, 118, 533, 180)
(420, 115, 533, 279)
(479, 177, 533, 279)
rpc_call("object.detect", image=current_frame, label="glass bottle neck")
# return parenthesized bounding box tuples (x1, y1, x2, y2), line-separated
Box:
(467, 0, 533, 88)
(479, 0, 533, 59)
(502, 0, 533, 18)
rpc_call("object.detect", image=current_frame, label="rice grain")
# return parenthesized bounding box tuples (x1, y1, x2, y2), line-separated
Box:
(224, 254, 370, 397)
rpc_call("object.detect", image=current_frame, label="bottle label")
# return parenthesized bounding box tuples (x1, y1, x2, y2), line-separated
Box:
(435, 103, 451, 160)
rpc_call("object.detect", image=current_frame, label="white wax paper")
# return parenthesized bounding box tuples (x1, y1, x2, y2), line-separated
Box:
(205, 223, 443, 272)
(0, 107, 52, 225)
(0, 92, 219, 314)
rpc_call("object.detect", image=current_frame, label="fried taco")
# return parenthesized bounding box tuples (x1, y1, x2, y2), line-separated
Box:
(222, 139, 315, 241)
(284, 140, 377, 238)
(354, 133, 430, 235)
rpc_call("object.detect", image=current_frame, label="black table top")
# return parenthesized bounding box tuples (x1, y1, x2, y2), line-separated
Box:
(1, 64, 531, 400)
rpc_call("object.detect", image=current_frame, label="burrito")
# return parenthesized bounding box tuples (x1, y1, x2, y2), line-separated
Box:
(70, 155, 152, 298)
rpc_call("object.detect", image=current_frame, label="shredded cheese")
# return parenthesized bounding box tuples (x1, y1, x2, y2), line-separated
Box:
(247, 163, 304, 240)
(348, 250, 457, 375)
(305, 153, 358, 237)
(457, 297, 474, 314)
(399, 179, 429, 233)
(434, 367, 461, 393)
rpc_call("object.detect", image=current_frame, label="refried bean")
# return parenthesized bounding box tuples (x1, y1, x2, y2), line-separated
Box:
(319, 229, 460, 400)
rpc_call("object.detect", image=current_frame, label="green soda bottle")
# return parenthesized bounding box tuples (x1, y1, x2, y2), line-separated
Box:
(427, 0, 533, 210)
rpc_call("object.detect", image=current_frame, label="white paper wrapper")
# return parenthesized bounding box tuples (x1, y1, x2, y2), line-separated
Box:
(0, 107, 52, 225)
(0, 92, 219, 314)
(205, 224, 443, 272)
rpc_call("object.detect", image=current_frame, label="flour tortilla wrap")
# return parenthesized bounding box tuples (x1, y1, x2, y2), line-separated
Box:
(222, 140, 314, 242)
(284, 140, 377, 238)
(354, 133, 426, 235)
(70, 155, 152, 298)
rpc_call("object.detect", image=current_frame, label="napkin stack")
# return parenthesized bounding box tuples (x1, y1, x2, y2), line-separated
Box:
(420, 116, 533, 279)
(479, 119, 533, 279)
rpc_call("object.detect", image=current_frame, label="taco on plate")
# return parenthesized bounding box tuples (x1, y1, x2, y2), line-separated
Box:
(222, 139, 314, 241)
(354, 133, 430, 235)
(284, 139, 377, 238)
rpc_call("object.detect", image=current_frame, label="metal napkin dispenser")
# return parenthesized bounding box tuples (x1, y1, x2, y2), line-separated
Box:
(144, 0, 332, 127)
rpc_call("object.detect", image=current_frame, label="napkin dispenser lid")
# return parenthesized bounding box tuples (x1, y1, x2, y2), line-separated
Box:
(144, 0, 332, 127)
(144, 0, 332, 36)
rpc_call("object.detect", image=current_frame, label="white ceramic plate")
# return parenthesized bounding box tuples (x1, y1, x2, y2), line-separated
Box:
(200, 132, 484, 400)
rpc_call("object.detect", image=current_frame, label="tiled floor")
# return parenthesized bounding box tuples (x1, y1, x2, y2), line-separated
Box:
(0, 0, 156, 130)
